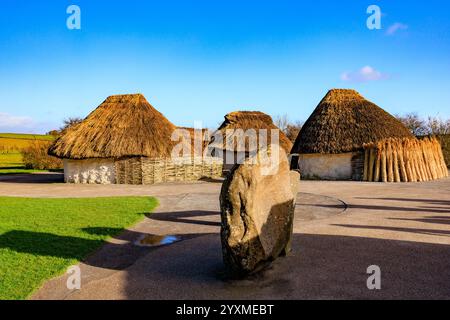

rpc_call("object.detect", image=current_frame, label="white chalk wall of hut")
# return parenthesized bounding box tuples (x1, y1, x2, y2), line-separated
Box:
(63, 159, 116, 184)
(297, 153, 356, 180)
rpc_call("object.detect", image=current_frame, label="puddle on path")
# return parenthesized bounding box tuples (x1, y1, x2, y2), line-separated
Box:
(135, 234, 181, 247)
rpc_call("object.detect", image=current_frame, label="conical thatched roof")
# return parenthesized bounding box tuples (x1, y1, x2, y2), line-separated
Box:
(291, 89, 413, 154)
(210, 111, 293, 153)
(49, 94, 179, 159)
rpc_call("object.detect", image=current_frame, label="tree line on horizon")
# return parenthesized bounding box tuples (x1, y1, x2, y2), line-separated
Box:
(394, 113, 450, 137)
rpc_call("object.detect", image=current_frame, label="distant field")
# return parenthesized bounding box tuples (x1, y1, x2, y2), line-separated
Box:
(0, 153, 22, 168)
(0, 133, 54, 150)
(0, 133, 56, 173)
(0, 134, 55, 153)
(0, 153, 35, 174)
(0, 153, 46, 174)
(0, 138, 42, 151)
(0, 133, 54, 141)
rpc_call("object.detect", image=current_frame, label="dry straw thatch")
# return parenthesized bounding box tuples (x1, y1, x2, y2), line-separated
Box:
(292, 89, 413, 154)
(177, 127, 210, 157)
(363, 137, 448, 182)
(49, 94, 179, 159)
(211, 111, 293, 153)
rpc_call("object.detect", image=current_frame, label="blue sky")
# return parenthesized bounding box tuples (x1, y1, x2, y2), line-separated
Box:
(0, 0, 449, 133)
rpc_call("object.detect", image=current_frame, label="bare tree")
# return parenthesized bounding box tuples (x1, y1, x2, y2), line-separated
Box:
(285, 121, 303, 143)
(396, 113, 450, 136)
(426, 116, 450, 135)
(396, 113, 427, 136)
(60, 117, 83, 133)
(274, 114, 303, 143)
(46, 130, 60, 137)
(274, 114, 290, 133)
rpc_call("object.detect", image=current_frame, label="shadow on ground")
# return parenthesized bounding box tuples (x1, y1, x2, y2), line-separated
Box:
(149, 210, 220, 227)
(0, 227, 210, 271)
(0, 173, 64, 183)
(0, 230, 103, 260)
(5, 225, 449, 299)
(356, 197, 450, 206)
(315, 204, 450, 214)
(388, 216, 450, 226)
(118, 232, 450, 299)
(3, 193, 444, 300)
(332, 224, 450, 237)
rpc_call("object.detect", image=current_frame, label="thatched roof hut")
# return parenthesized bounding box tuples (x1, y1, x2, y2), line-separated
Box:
(291, 89, 414, 181)
(209, 111, 292, 173)
(49, 94, 177, 159)
(291, 89, 413, 155)
(49, 94, 222, 184)
(212, 111, 293, 153)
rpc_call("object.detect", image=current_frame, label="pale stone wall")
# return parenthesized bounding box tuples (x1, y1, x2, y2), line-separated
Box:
(298, 153, 355, 180)
(64, 159, 115, 184)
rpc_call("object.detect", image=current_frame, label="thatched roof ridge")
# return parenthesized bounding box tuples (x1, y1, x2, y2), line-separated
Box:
(211, 111, 293, 153)
(49, 94, 179, 159)
(291, 89, 413, 154)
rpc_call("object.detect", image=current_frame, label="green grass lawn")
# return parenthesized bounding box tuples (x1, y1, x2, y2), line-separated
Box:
(0, 196, 158, 300)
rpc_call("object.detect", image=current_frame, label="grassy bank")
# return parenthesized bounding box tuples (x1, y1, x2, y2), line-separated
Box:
(0, 196, 158, 299)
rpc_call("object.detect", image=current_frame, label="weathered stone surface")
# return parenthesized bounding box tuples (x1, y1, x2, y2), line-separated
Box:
(220, 146, 300, 276)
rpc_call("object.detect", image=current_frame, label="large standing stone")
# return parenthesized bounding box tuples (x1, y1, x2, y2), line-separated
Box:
(219, 146, 300, 276)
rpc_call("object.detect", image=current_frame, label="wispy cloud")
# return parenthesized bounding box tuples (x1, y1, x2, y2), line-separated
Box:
(341, 66, 389, 83)
(0, 112, 35, 132)
(386, 22, 408, 36)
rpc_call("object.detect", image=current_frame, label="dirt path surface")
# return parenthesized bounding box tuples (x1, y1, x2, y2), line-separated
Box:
(1, 173, 449, 299)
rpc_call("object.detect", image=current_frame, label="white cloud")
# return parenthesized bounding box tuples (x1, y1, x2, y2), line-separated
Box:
(341, 66, 389, 83)
(0, 112, 35, 131)
(386, 22, 408, 36)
